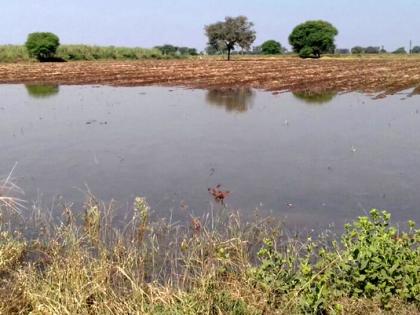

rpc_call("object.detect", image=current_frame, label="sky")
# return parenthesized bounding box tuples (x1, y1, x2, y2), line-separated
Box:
(1, 0, 419, 51)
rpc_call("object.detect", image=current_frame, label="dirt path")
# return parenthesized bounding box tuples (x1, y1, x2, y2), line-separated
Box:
(1, 57, 419, 96)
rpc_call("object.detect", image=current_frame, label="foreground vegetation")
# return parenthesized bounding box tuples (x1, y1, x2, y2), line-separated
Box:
(0, 191, 419, 314)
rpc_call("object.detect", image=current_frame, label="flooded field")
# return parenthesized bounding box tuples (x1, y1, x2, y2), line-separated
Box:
(1, 84, 420, 228)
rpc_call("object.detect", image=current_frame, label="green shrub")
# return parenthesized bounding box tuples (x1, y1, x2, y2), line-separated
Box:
(351, 46, 364, 54)
(393, 47, 407, 54)
(25, 32, 60, 61)
(336, 210, 420, 308)
(253, 210, 420, 313)
(299, 46, 314, 58)
(261, 40, 282, 55)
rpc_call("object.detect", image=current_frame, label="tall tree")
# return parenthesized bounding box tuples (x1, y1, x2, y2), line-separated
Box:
(289, 20, 338, 58)
(205, 16, 256, 61)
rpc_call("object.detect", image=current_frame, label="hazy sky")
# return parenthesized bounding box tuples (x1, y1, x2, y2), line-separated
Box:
(2, 0, 418, 51)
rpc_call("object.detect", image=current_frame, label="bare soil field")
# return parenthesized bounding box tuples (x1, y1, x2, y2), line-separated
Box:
(1, 57, 420, 96)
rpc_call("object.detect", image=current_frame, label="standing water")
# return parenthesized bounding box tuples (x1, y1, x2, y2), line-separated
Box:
(1, 84, 420, 229)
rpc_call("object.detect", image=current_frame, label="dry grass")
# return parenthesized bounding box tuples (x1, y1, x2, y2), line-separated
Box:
(0, 164, 26, 216)
(0, 192, 277, 314)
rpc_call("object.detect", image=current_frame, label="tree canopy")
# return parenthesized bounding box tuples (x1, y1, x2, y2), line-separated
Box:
(289, 20, 338, 58)
(351, 46, 388, 54)
(365, 46, 380, 54)
(205, 16, 256, 60)
(25, 32, 60, 61)
(261, 40, 282, 55)
(154, 45, 198, 56)
(154, 44, 178, 55)
(412, 46, 420, 54)
(351, 46, 364, 54)
(393, 47, 407, 54)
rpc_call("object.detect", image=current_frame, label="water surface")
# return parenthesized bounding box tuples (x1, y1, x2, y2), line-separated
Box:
(1, 85, 420, 229)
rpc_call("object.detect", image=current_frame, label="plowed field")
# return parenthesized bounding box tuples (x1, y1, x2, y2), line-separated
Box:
(1, 57, 420, 96)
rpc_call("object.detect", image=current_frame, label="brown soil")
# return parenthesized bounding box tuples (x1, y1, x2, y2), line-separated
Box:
(1, 57, 419, 96)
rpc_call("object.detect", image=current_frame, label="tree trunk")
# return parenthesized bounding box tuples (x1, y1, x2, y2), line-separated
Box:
(227, 48, 231, 61)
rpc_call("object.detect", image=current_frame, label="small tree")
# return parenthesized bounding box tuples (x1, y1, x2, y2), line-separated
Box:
(205, 16, 256, 61)
(261, 40, 282, 55)
(155, 44, 178, 55)
(289, 20, 338, 58)
(188, 48, 198, 56)
(393, 47, 407, 54)
(351, 46, 365, 54)
(365, 46, 380, 54)
(177, 47, 198, 56)
(412, 46, 420, 54)
(25, 32, 60, 61)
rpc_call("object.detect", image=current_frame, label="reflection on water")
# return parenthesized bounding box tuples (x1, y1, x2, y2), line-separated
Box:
(293, 91, 337, 105)
(206, 88, 255, 112)
(25, 85, 60, 98)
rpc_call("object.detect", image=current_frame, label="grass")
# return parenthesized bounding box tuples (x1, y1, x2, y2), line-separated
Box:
(0, 45, 31, 62)
(0, 164, 26, 215)
(0, 184, 419, 315)
(2, 45, 420, 63)
(56, 45, 165, 61)
(0, 45, 171, 63)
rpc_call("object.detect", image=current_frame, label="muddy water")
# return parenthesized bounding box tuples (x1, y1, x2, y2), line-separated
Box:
(1, 85, 419, 229)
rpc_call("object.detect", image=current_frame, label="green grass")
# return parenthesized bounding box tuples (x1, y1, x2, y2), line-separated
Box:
(0, 45, 170, 62)
(0, 45, 31, 62)
(0, 187, 419, 315)
(2, 45, 420, 63)
(56, 45, 165, 61)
